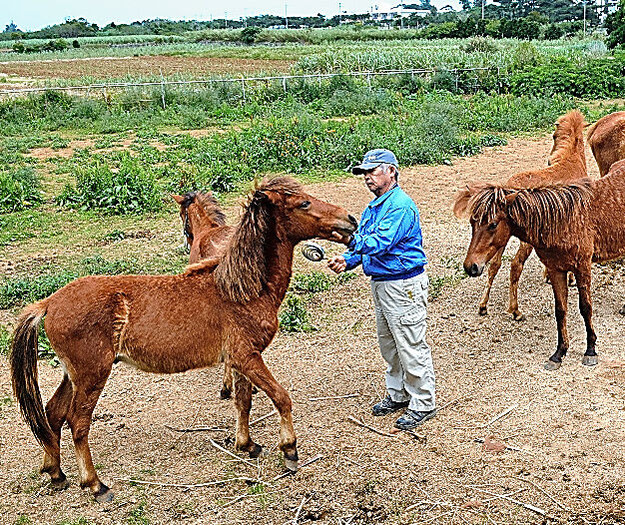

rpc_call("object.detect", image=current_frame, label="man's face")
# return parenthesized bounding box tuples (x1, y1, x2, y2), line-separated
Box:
(363, 164, 396, 196)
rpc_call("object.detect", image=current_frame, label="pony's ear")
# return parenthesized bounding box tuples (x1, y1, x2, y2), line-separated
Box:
(453, 186, 473, 219)
(171, 194, 184, 205)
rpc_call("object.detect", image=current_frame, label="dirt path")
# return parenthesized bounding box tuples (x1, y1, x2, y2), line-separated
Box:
(2, 135, 624, 524)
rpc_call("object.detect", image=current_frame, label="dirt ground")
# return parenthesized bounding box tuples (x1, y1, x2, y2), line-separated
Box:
(2, 135, 625, 525)
(0, 55, 293, 83)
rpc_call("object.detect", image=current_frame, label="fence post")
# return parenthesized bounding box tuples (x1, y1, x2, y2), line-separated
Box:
(367, 72, 371, 91)
(454, 69, 459, 93)
(282, 76, 287, 93)
(241, 78, 246, 103)
(159, 68, 166, 110)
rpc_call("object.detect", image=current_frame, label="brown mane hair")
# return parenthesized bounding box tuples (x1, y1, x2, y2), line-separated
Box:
(214, 177, 303, 303)
(180, 191, 227, 226)
(466, 180, 592, 245)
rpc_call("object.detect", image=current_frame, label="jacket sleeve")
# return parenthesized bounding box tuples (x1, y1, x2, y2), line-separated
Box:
(348, 207, 414, 257)
(342, 250, 362, 271)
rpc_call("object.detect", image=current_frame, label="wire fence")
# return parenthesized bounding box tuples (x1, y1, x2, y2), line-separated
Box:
(0, 67, 504, 104)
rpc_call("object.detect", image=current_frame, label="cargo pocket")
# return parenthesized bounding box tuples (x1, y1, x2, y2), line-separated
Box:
(397, 307, 427, 348)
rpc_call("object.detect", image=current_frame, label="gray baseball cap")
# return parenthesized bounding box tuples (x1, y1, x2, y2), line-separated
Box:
(352, 148, 399, 174)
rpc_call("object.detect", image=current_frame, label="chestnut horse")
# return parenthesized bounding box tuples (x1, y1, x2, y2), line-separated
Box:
(454, 160, 625, 370)
(11, 177, 357, 502)
(172, 191, 236, 399)
(587, 111, 625, 176)
(477, 110, 587, 321)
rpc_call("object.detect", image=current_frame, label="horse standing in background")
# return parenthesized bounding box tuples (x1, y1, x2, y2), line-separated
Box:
(587, 111, 625, 176)
(172, 191, 236, 398)
(476, 109, 587, 321)
(11, 177, 357, 503)
(454, 159, 625, 370)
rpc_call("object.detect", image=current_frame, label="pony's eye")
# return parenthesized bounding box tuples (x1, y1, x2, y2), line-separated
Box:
(487, 221, 498, 231)
(299, 201, 311, 209)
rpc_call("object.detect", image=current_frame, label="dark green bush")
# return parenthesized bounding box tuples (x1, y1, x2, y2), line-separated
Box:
(0, 167, 43, 213)
(279, 294, 315, 332)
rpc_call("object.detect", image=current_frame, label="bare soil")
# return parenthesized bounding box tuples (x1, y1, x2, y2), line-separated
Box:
(0, 56, 293, 83)
(2, 136, 625, 525)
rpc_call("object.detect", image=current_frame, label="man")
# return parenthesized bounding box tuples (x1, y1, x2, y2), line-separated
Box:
(328, 148, 436, 430)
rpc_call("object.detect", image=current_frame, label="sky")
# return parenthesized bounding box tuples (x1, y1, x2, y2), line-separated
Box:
(4, 0, 462, 32)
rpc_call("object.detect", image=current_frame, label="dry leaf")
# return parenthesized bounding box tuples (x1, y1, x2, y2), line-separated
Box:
(483, 435, 506, 453)
(462, 500, 483, 509)
(389, 427, 402, 435)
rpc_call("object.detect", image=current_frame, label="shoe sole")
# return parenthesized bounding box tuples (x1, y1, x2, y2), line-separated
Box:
(372, 404, 409, 417)
(394, 410, 437, 430)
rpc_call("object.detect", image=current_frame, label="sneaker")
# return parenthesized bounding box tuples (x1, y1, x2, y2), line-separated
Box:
(372, 396, 409, 416)
(394, 409, 437, 430)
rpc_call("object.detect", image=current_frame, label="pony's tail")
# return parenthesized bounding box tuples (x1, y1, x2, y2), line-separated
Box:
(10, 299, 56, 455)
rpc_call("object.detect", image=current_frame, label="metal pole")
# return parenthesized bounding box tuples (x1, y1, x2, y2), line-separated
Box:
(285, 3, 288, 29)
(482, 0, 485, 20)
(583, 1, 587, 36)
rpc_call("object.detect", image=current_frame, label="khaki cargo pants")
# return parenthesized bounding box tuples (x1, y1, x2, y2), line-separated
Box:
(371, 272, 436, 412)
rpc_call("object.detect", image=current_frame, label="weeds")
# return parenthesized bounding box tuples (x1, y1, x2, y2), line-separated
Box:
(0, 325, 11, 356)
(0, 167, 43, 213)
(279, 295, 315, 333)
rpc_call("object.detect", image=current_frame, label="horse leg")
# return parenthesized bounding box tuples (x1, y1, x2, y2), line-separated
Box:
(575, 267, 598, 366)
(478, 246, 504, 316)
(220, 358, 233, 400)
(66, 373, 113, 503)
(232, 370, 262, 457)
(236, 352, 298, 472)
(508, 242, 533, 321)
(41, 373, 73, 488)
(545, 269, 569, 371)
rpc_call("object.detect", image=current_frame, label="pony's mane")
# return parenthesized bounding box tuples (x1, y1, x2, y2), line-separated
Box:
(549, 109, 585, 165)
(213, 177, 303, 303)
(181, 191, 227, 226)
(466, 180, 592, 245)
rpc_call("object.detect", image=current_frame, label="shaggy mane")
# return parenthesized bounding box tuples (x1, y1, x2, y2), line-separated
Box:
(181, 191, 227, 226)
(468, 180, 593, 245)
(213, 177, 303, 303)
(548, 109, 586, 166)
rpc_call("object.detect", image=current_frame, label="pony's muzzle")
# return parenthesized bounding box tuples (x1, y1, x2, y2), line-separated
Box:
(465, 262, 483, 277)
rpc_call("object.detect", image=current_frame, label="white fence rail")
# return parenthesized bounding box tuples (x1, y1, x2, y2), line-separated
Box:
(0, 67, 500, 98)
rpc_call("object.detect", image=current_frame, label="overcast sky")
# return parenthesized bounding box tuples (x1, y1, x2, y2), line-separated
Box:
(4, 0, 462, 31)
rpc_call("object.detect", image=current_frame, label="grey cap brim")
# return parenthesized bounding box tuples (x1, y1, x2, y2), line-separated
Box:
(352, 162, 383, 174)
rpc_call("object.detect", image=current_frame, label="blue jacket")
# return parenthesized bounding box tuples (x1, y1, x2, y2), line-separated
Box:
(343, 185, 427, 281)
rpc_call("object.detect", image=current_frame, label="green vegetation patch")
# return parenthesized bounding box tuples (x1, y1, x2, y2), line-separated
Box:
(0, 167, 43, 213)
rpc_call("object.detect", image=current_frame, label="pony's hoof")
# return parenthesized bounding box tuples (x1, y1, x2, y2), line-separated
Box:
(478, 306, 488, 316)
(544, 360, 561, 371)
(512, 311, 525, 322)
(51, 477, 69, 491)
(94, 484, 114, 503)
(582, 355, 598, 367)
(284, 458, 299, 473)
(219, 387, 232, 400)
(249, 443, 264, 459)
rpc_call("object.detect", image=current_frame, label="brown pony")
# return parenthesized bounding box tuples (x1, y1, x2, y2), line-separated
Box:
(172, 191, 236, 399)
(476, 109, 587, 321)
(587, 111, 625, 176)
(11, 177, 357, 503)
(454, 159, 625, 370)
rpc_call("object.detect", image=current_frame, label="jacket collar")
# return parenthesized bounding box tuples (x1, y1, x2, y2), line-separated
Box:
(368, 184, 400, 208)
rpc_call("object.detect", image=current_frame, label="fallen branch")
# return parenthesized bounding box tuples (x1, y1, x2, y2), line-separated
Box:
(484, 405, 518, 428)
(347, 415, 397, 438)
(291, 495, 311, 524)
(251, 409, 278, 426)
(273, 454, 324, 481)
(114, 476, 256, 488)
(209, 438, 258, 468)
(468, 487, 546, 516)
(164, 424, 228, 433)
(509, 476, 572, 512)
(308, 393, 360, 402)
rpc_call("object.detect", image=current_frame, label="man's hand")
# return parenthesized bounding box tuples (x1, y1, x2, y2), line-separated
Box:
(327, 256, 347, 274)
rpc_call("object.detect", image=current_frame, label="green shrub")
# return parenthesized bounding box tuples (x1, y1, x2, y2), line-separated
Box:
(279, 294, 315, 332)
(461, 36, 498, 54)
(56, 153, 163, 214)
(292, 271, 334, 293)
(0, 326, 10, 357)
(0, 167, 43, 213)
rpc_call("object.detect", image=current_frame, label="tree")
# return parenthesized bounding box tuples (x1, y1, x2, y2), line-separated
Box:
(606, 0, 625, 48)
(4, 22, 21, 33)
